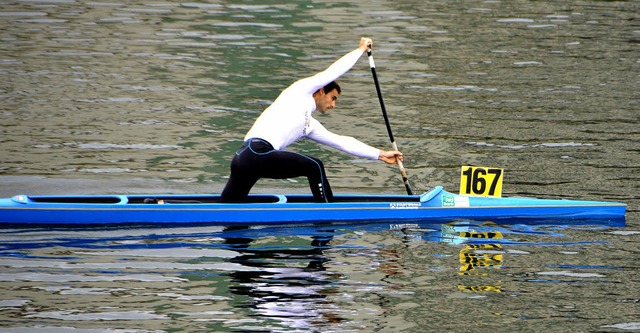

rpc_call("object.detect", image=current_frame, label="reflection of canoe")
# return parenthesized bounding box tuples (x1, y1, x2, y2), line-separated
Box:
(0, 186, 626, 226)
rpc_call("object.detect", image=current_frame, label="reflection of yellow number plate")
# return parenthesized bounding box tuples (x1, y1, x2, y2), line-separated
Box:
(460, 166, 504, 197)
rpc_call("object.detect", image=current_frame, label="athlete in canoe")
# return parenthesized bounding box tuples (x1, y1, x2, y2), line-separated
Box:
(220, 37, 403, 203)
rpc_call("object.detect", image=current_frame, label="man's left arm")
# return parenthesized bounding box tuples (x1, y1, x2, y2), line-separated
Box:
(306, 119, 380, 160)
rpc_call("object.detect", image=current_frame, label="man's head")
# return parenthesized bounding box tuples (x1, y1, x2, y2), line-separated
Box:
(313, 81, 341, 114)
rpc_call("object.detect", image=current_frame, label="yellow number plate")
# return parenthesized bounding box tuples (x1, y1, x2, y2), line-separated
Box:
(460, 166, 504, 197)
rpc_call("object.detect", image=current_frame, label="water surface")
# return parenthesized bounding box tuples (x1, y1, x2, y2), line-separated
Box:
(1, 0, 638, 332)
(0, 220, 636, 332)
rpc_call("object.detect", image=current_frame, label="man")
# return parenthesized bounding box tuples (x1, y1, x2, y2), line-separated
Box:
(220, 37, 403, 203)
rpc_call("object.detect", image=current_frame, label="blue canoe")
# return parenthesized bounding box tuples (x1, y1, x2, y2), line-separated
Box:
(0, 186, 626, 226)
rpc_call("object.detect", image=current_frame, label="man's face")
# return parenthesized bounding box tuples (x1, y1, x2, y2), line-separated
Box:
(315, 88, 340, 114)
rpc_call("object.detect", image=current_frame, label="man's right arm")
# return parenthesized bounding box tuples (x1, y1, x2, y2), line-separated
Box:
(296, 38, 372, 95)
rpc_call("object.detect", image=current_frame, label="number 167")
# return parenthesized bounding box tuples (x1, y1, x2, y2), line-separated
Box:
(460, 166, 504, 197)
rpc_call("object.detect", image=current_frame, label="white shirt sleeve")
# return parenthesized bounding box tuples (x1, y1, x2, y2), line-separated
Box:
(293, 48, 365, 96)
(244, 48, 366, 150)
(306, 118, 380, 160)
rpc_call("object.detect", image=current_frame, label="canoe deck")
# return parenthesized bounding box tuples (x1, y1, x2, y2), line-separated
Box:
(0, 187, 626, 226)
(21, 193, 421, 205)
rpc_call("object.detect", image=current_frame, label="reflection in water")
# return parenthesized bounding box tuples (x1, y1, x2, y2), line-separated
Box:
(0, 218, 631, 331)
(452, 227, 504, 293)
(222, 226, 342, 330)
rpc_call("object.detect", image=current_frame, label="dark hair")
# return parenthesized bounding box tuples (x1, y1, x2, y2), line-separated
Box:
(323, 81, 341, 94)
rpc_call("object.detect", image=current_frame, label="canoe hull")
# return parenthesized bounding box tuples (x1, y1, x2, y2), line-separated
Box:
(0, 187, 626, 226)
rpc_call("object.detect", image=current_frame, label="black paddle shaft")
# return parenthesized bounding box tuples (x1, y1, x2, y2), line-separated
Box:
(368, 53, 395, 143)
(367, 49, 413, 195)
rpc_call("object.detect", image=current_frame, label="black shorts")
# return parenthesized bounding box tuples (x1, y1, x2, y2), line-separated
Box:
(220, 138, 333, 202)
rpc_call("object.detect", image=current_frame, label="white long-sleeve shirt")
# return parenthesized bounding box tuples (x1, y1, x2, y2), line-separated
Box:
(243, 48, 380, 160)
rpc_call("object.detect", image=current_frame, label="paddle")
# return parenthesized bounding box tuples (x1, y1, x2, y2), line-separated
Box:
(367, 46, 413, 195)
